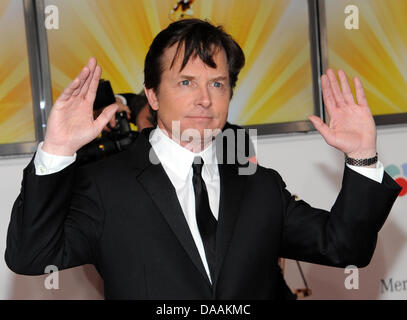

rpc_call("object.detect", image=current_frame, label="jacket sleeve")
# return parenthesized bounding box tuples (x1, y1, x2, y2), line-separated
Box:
(4, 156, 105, 275)
(277, 165, 401, 268)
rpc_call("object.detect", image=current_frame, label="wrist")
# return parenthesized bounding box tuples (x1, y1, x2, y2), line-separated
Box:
(42, 141, 76, 156)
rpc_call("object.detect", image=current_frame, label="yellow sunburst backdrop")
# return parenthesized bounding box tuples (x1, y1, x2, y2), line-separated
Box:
(326, 0, 407, 115)
(44, 0, 314, 126)
(0, 0, 35, 144)
(4, 0, 405, 145)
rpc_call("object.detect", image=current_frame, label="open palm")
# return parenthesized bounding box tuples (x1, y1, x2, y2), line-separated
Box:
(43, 58, 118, 156)
(309, 69, 376, 160)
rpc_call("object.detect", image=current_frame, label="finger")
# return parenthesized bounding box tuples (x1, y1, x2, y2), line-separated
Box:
(109, 116, 116, 128)
(338, 70, 355, 105)
(354, 77, 368, 107)
(86, 65, 102, 102)
(123, 105, 131, 114)
(116, 104, 132, 119)
(94, 104, 119, 134)
(58, 67, 89, 101)
(122, 105, 132, 119)
(79, 57, 97, 97)
(72, 68, 89, 96)
(326, 69, 346, 107)
(321, 74, 337, 116)
(309, 115, 335, 146)
(116, 103, 129, 112)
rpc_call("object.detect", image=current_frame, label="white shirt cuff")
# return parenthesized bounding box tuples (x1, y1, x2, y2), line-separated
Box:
(346, 161, 384, 183)
(33, 142, 77, 175)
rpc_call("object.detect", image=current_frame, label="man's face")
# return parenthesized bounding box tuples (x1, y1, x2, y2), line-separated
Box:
(145, 43, 230, 149)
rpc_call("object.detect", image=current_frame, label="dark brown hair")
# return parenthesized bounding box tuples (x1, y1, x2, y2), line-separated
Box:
(144, 18, 245, 96)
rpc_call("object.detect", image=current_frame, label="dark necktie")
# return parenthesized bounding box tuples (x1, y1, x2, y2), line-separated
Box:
(192, 157, 217, 282)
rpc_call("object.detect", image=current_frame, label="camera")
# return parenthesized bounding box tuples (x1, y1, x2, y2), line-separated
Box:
(108, 110, 131, 139)
(76, 80, 138, 165)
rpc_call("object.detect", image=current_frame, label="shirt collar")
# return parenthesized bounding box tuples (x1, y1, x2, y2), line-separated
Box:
(149, 126, 218, 182)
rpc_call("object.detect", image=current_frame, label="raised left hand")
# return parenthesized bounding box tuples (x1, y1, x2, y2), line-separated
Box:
(309, 69, 377, 160)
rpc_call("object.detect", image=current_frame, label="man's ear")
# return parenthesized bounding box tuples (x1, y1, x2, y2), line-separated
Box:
(144, 87, 159, 111)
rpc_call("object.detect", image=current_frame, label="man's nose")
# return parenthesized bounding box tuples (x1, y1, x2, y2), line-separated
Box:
(195, 85, 211, 108)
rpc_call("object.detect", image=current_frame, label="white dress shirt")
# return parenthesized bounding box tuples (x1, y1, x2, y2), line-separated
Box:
(149, 127, 220, 282)
(33, 127, 384, 282)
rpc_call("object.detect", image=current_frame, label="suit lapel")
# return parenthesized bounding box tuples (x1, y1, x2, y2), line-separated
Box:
(131, 130, 212, 287)
(129, 128, 248, 290)
(213, 163, 247, 288)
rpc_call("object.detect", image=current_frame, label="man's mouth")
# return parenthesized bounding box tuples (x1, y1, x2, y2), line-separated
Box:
(186, 115, 213, 119)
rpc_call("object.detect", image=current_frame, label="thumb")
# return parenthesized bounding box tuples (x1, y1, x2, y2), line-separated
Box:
(94, 103, 119, 133)
(309, 115, 334, 145)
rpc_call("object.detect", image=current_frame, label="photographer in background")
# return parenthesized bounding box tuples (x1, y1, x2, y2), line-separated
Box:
(78, 80, 154, 164)
(123, 92, 155, 132)
(94, 80, 154, 133)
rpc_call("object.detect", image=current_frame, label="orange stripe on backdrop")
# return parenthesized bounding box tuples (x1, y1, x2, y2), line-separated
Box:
(45, 0, 314, 126)
(0, 0, 35, 144)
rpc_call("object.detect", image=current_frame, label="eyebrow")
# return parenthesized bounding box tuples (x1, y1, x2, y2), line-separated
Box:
(179, 75, 229, 81)
(211, 76, 228, 82)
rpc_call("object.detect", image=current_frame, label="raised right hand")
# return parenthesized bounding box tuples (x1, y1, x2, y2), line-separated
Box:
(42, 57, 118, 156)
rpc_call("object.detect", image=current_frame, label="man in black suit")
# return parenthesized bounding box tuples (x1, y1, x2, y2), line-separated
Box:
(5, 19, 400, 299)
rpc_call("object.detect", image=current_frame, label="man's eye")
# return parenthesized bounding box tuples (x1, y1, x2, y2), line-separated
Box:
(180, 80, 190, 86)
(213, 81, 223, 88)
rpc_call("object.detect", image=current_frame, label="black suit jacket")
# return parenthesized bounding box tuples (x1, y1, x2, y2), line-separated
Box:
(5, 129, 401, 299)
